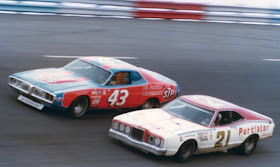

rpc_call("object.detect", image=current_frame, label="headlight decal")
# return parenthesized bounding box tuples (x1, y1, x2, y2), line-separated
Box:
(125, 126, 131, 134)
(113, 121, 119, 130)
(154, 137, 161, 146)
(112, 120, 132, 135)
(146, 130, 164, 148)
(119, 123, 125, 131)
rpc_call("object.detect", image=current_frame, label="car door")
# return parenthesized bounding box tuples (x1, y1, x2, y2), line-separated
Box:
(97, 71, 146, 109)
(207, 111, 239, 151)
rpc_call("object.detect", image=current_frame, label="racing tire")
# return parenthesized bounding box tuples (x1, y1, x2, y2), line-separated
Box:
(68, 96, 89, 118)
(175, 140, 196, 162)
(141, 98, 158, 109)
(238, 135, 258, 156)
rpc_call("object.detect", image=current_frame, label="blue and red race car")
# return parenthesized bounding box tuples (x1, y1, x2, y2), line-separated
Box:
(8, 57, 179, 118)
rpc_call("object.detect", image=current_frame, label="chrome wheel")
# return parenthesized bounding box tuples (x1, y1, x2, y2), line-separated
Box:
(245, 138, 255, 152)
(239, 135, 258, 156)
(69, 96, 89, 118)
(181, 142, 193, 158)
(175, 140, 195, 162)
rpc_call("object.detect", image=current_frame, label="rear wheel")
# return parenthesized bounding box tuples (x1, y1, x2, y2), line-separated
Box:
(238, 135, 258, 155)
(175, 140, 195, 162)
(141, 98, 158, 109)
(68, 96, 89, 118)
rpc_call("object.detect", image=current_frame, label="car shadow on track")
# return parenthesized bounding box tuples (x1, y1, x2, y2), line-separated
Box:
(39, 107, 122, 120)
(110, 139, 255, 164)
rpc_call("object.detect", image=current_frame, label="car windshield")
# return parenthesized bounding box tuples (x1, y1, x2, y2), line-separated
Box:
(163, 98, 215, 126)
(63, 59, 111, 84)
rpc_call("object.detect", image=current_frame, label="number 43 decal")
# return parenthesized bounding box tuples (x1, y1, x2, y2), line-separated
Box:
(108, 89, 129, 106)
(214, 130, 231, 148)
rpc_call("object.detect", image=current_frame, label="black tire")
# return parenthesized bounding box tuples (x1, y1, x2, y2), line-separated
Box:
(68, 96, 89, 118)
(238, 135, 258, 156)
(175, 140, 196, 162)
(141, 98, 158, 109)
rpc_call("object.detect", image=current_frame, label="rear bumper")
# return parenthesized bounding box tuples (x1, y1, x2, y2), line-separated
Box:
(109, 128, 167, 156)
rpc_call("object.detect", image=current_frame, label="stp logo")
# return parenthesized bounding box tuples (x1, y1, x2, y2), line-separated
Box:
(163, 86, 175, 99)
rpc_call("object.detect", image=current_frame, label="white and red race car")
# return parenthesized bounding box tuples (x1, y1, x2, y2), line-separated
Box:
(109, 95, 275, 162)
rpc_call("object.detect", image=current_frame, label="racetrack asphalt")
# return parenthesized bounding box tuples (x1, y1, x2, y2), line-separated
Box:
(0, 14, 280, 167)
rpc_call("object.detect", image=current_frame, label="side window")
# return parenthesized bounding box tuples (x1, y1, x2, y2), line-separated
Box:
(232, 111, 244, 122)
(131, 71, 142, 83)
(213, 111, 231, 126)
(107, 72, 131, 86)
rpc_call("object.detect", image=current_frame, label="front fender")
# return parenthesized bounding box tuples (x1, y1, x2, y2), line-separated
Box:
(62, 89, 91, 108)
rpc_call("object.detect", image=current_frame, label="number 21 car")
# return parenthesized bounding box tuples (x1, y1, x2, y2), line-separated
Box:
(109, 95, 275, 162)
(8, 57, 179, 118)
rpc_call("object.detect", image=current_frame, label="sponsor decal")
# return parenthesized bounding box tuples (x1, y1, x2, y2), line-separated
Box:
(92, 90, 98, 95)
(239, 125, 269, 135)
(91, 96, 101, 105)
(142, 85, 163, 92)
(142, 86, 149, 91)
(149, 91, 162, 96)
(184, 134, 195, 138)
(92, 89, 104, 96)
(179, 136, 183, 142)
(197, 132, 208, 141)
(142, 92, 149, 96)
(209, 132, 213, 140)
(56, 97, 62, 102)
(163, 86, 175, 99)
(150, 85, 163, 90)
(143, 91, 163, 96)
(93, 99, 101, 105)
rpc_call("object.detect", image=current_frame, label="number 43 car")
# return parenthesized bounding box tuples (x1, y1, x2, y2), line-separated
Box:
(8, 57, 179, 118)
(109, 95, 275, 162)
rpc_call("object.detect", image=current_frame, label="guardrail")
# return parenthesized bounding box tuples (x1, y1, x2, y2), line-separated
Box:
(0, 0, 279, 25)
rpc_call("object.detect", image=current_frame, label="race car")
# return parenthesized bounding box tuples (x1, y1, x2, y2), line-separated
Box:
(109, 95, 275, 162)
(8, 57, 179, 118)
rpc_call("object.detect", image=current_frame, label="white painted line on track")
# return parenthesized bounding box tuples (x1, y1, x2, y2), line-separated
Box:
(0, 11, 17, 14)
(43, 55, 138, 60)
(20, 12, 57, 16)
(262, 59, 280, 62)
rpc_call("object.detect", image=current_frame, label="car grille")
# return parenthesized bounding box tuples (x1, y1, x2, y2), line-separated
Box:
(131, 127, 144, 141)
(31, 87, 54, 103)
(9, 76, 55, 104)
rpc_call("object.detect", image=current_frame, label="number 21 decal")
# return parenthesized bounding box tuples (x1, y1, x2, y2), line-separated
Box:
(214, 130, 231, 148)
(108, 89, 129, 106)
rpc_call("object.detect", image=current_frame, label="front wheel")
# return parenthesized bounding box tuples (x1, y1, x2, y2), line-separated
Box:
(238, 135, 258, 155)
(175, 140, 195, 162)
(141, 98, 158, 109)
(68, 96, 89, 118)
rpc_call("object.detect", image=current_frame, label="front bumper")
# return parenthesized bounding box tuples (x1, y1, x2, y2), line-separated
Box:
(109, 128, 167, 156)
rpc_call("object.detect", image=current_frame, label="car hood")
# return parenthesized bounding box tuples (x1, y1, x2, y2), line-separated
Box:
(10, 68, 98, 94)
(114, 109, 207, 138)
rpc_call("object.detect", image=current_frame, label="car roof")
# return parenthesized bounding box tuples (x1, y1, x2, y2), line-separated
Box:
(181, 95, 272, 121)
(80, 57, 138, 71)
(181, 95, 239, 111)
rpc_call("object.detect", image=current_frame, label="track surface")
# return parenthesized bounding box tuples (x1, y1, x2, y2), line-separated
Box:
(1, 14, 280, 167)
